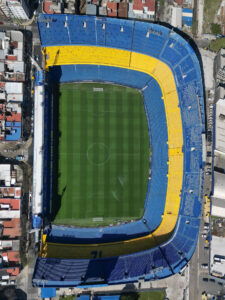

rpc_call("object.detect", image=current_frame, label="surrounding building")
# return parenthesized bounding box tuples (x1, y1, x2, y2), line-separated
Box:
(212, 99, 225, 218)
(215, 84, 225, 102)
(170, 6, 182, 28)
(86, 3, 97, 15)
(107, 2, 117, 17)
(43, 0, 61, 14)
(182, 8, 193, 27)
(215, 49, 225, 84)
(212, 50, 225, 219)
(0, 0, 31, 20)
(0, 164, 21, 286)
(212, 171, 225, 218)
(43, 0, 75, 14)
(215, 99, 225, 153)
(129, 0, 155, 20)
(0, 31, 25, 82)
(118, 2, 128, 18)
(0, 30, 23, 141)
(210, 235, 225, 278)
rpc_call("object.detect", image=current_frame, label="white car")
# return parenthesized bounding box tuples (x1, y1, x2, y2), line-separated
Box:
(201, 264, 208, 269)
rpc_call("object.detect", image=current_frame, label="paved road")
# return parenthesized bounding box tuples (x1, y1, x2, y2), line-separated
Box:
(197, 0, 204, 36)
(189, 239, 200, 300)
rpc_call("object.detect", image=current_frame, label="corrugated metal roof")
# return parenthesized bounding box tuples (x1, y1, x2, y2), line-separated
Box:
(86, 4, 97, 15)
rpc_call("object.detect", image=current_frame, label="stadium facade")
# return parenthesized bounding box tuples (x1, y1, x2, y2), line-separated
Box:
(32, 15, 205, 287)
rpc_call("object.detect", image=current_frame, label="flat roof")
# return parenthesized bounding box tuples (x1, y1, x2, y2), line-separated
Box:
(213, 171, 225, 200)
(0, 165, 11, 187)
(210, 235, 225, 277)
(214, 150, 225, 169)
(5, 82, 23, 94)
(32, 85, 44, 215)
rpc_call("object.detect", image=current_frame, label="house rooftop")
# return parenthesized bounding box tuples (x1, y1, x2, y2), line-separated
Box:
(0, 199, 20, 210)
(2, 251, 20, 263)
(133, 0, 155, 11)
(107, 2, 117, 17)
(3, 227, 21, 238)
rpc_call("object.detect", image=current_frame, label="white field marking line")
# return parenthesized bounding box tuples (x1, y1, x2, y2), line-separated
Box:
(93, 217, 104, 221)
(93, 88, 104, 92)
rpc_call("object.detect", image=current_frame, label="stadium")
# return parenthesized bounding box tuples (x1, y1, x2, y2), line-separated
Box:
(32, 15, 205, 287)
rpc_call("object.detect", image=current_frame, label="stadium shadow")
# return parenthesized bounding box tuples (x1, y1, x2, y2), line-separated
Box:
(49, 65, 63, 84)
(83, 257, 118, 284)
(50, 72, 63, 221)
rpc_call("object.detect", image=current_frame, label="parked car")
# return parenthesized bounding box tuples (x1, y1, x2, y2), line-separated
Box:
(16, 155, 24, 161)
(201, 264, 208, 269)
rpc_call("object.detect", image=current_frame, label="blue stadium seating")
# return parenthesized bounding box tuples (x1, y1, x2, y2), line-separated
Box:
(132, 22, 169, 58)
(49, 65, 151, 90)
(105, 19, 134, 50)
(33, 15, 205, 287)
(161, 38, 183, 66)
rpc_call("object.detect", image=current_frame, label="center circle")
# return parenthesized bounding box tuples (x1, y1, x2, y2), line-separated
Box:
(87, 143, 109, 165)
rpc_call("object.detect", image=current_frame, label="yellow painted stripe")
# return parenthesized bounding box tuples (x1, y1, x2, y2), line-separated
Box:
(40, 45, 183, 259)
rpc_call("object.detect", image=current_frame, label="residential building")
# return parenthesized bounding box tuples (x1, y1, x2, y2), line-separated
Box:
(210, 236, 225, 278)
(130, 0, 155, 20)
(107, 2, 117, 17)
(170, 6, 182, 28)
(215, 99, 225, 153)
(0, 164, 21, 285)
(0, 0, 31, 20)
(212, 171, 225, 218)
(214, 49, 225, 84)
(0, 30, 23, 142)
(118, 2, 128, 18)
(43, 0, 61, 14)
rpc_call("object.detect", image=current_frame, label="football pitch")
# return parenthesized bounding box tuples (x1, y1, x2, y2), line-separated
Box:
(51, 83, 150, 226)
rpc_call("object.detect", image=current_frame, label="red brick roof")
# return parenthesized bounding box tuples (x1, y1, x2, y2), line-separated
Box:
(43, 1, 53, 14)
(3, 218, 21, 238)
(6, 267, 20, 276)
(107, 2, 118, 17)
(0, 199, 20, 210)
(11, 41, 18, 49)
(118, 2, 128, 18)
(6, 55, 17, 61)
(3, 227, 21, 238)
(2, 251, 20, 263)
(6, 113, 21, 122)
(3, 218, 20, 228)
(133, 0, 155, 11)
(0, 187, 16, 197)
(175, 0, 182, 5)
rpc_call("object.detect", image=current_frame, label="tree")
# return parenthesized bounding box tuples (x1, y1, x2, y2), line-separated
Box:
(211, 23, 222, 35)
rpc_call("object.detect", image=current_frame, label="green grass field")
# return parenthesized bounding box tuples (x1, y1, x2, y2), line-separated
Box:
(51, 83, 150, 226)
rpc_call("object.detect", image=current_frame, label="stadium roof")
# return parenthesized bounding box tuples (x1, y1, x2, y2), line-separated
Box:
(32, 84, 44, 215)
